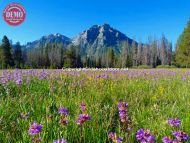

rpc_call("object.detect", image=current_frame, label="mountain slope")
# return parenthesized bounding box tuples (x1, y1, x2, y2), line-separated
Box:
(72, 24, 135, 56)
(25, 33, 71, 49)
(24, 24, 137, 57)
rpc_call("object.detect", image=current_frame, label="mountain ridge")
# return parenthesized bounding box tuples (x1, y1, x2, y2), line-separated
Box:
(25, 33, 71, 49)
(24, 24, 138, 56)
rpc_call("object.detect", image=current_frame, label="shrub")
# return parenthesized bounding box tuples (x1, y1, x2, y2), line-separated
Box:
(137, 65, 151, 69)
(156, 65, 177, 68)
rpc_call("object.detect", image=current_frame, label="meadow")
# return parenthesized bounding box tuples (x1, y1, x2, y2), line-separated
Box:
(0, 69, 190, 143)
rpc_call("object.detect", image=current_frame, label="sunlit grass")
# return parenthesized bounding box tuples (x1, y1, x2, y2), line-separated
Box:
(0, 69, 190, 142)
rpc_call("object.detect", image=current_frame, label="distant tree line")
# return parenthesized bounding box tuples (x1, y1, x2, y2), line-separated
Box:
(3, 17, 190, 69)
(0, 35, 175, 69)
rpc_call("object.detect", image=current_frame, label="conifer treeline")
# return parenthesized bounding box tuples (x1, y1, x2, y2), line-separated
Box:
(0, 35, 175, 69)
(2, 18, 190, 69)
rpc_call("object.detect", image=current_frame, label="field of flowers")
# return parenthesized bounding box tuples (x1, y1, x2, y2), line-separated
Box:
(0, 69, 190, 143)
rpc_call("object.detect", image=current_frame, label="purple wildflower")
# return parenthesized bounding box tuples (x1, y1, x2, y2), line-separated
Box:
(118, 102, 128, 110)
(76, 114, 91, 125)
(53, 138, 67, 143)
(136, 129, 155, 143)
(15, 78, 22, 85)
(58, 107, 69, 116)
(162, 136, 174, 143)
(108, 132, 123, 143)
(58, 107, 69, 126)
(28, 122, 42, 135)
(39, 70, 48, 80)
(118, 102, 128, 123)
(59, 118, 68, 126)
(31, 137, 41, 143)
(108, 132, 116, 140)
(116, 138, 123, 143)
(173, 131, 189, 142)
(168, 118, 181, 127)
(0, 77, 8, 84)
(80, 102, 86, 113)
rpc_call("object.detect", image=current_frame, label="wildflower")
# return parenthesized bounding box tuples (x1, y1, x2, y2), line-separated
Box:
(28, 122, 42, 135)
(118, 102, 128, 123)
(118, 101, 132, 132)
(118, 102, 128, 110)
(15, 77, 22, 85)
(173, 131, 189, 142)
(59, 118, 68, 126)
(58, 107, 69, 116)
(136, 129, 155, 143)
(80, 102, 86, 113)
(39, 70, 48, 80)
(168, 118, 181, 127)
(108, 132, 123, 143)
(162, 136, 177, 143)
(108, 132, 116, 140)
(116, 138, 123, 143)
(76, 101, 91, 126)
(58, 107, 69, 126)
(31, 137, 41, 143)
(0, 77, 8, 84)
(53, 138, 67, 143)
(76, 114, 91, 125)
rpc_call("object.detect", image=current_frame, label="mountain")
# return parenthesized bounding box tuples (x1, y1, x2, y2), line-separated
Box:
(24, 24, 137, 56)
(25, 33, 71, 49)
(72, 24, 135, 56)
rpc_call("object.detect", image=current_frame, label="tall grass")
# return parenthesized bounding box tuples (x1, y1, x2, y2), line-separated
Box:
(0, 69, 190, 142)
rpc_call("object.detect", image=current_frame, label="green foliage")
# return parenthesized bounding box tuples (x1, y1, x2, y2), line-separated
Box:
(0, 70, 190, 142)
(64, 45, 82, 68)
(14, 42, 23, 68)
(156, 65, 177, 69)
(176, 20, 190, 67)
(44, 44, 50, 68)
(120, 41, 133, 68)
(137, 65, 152, 69)
(0, 46, 3, 68)
(107, 48, 115, 68)
(0, 34, 177, 69)
(1, 36, 14, 68)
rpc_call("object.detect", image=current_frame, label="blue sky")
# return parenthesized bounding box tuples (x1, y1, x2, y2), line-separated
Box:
(0, 0, 190, 45)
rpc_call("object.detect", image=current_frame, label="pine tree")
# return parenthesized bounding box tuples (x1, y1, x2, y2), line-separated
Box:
(75, 46, 83, 68)
(0, 44, 2, 68)
(64, 45, 77, 68)
(137, 42, 143, 66)
(1, 36, 14, 68)
(44, 44, 50, 68)
(121, 41, 132, 68)
(14, 42, 23, 68)
(96, 56, 102, 68)
(168, 42, 173, 65)
(107, 48, 115, 68)
(176, 20, 190, 67)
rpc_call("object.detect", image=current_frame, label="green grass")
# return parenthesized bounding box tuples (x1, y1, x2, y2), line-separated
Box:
(0, 69, 190, 142)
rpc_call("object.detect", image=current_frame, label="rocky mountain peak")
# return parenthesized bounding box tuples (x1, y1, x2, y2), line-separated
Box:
(73, 24, 133, 48)
(26, 33, 71, 49)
